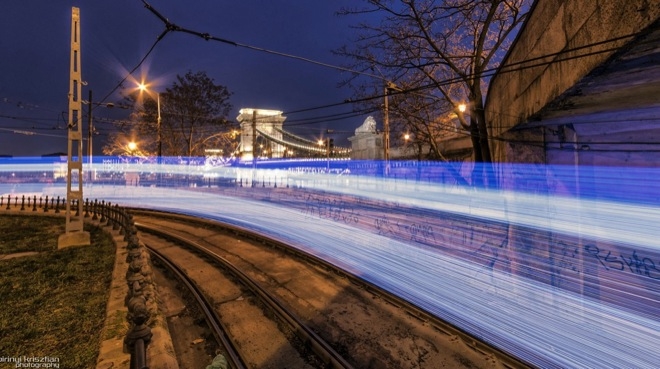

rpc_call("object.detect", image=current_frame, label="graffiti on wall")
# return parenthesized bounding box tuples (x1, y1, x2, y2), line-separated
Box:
(374, 215, 436, 245)
(585, 244, 659, 280)
(299, 193, 360, 224)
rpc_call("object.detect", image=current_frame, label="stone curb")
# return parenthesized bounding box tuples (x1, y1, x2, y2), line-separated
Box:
(0, 205, 179, 369)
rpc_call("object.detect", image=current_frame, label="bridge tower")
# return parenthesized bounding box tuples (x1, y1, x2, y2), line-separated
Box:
(236, 108, 286, 160)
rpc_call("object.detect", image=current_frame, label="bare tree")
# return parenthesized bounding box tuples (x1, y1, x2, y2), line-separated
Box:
(102, 103, 155, 159)
(338, 0, 530, 185)
(105, 70, 234, 159)
(160, 71, 233, 157)
(102, 130, 150, 159)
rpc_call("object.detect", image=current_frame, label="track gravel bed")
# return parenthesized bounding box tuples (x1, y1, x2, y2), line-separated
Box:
(136, 213, 505, 369)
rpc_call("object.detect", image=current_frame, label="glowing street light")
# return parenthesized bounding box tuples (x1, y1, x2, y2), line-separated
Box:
(137, 82, 162, 160)
(138, 81, 162, 185)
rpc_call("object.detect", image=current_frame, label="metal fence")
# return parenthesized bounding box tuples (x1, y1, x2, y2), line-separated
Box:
(0, 194, 153, 369)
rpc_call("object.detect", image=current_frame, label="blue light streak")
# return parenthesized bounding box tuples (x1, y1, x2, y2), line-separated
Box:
(2, 157, 659, 368)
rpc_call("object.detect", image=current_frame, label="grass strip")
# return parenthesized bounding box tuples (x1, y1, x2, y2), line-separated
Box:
(0, 215, 64, 254)
(0, 219, 115, 369)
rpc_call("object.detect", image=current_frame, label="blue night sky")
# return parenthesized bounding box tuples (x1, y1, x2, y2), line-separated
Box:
(0, 1, 375, 156)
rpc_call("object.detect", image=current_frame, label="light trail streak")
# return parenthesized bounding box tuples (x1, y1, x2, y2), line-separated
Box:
(2, 158, 659, 368)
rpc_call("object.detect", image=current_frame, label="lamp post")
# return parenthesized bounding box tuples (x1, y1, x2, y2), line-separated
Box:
(137, 82, 161, 184)
(156, 92, 161, 160)
(383, 84, 389, 163)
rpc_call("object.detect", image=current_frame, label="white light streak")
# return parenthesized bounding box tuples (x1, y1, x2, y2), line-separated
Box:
(2, 159, 660, 368)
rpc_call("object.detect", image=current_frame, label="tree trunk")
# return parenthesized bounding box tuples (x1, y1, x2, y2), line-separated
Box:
(473, 98, 492, 163)
(471, 89, 496, 188)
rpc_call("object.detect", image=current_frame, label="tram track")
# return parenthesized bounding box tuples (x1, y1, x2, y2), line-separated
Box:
(133, 208, 531, 369)
(147, 245, 248, 369)
(142, 223, 353, 369)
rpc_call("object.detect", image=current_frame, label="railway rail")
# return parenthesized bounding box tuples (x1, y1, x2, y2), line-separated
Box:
(133, 208, 531, 369)
(142, 223, 353, 369)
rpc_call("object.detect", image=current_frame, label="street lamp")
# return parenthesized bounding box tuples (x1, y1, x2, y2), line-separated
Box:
(138, 82, 162, 184)
(319, 131, 334, 172)
(137, 83, 161, 160)
(453, 102, 470, 133)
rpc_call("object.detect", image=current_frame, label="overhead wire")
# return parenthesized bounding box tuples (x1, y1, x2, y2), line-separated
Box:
(140, 0, 382, 81)
(0, 3, 654, 152)
(94, 37, 163, 108)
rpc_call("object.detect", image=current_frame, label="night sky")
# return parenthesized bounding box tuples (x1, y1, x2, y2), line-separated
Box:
(0, 1, 375, 156)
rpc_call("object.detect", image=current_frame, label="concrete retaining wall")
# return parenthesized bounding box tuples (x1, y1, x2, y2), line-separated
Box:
(486, 0, 660, 162)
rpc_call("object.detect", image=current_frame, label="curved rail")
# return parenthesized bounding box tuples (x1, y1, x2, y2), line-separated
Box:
(146, 245, 248, 369)
(137, 221, 355, 369)
(132, 208, 532, 369)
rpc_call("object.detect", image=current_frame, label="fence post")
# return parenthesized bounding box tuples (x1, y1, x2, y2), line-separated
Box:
(92, 199, 98, 221)
(112, 205, 120, 230)
(99, 201, 106, 223)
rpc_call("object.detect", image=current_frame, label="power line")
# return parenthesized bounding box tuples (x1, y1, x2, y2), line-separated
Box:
(283, 107, 379, 127)
(1, 7, 651, 154)
(95, 36, 163, 108)
(140, 0, 382, 80)
(284, 30, 644, 116)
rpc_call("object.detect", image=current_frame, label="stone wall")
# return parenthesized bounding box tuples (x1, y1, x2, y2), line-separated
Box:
(486, 0, 660, 162)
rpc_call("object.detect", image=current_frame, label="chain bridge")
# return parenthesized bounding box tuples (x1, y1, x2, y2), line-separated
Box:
(235, 108, 350, 160)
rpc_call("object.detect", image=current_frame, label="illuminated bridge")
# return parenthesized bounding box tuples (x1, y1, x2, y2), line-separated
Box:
(235, 108, 350, 160)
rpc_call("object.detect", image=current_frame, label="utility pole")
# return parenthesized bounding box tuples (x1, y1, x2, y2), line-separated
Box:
(157, 93, 162, 185)
(326, 138, 330, 172)
(383, 82, 396, 176)
(58, 7, 90, 248)
(383, 84, 390, 163)
(157, 93, 162, 159)
(87, 90, 93, 182)
(252, 110, 257, 169)
(326, 129, 334, 173)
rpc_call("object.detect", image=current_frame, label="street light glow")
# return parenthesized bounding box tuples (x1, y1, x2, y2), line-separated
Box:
(127, 141, 137, 151)
(458, 103, 466, 113)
